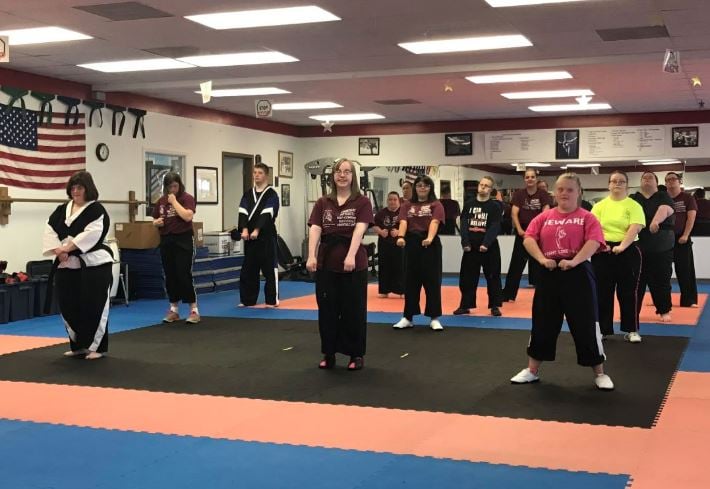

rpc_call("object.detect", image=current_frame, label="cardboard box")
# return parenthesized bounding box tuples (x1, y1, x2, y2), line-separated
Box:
(115, 221, 204, 249)
(204, 231, 232, 255)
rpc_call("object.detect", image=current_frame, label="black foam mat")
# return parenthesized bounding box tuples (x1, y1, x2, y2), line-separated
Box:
(0, 318, 687, 428)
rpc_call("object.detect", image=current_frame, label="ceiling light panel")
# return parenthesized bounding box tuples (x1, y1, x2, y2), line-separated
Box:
(178, 52, 298, 67)
(502, 89, 594, 99)
(309, 113, 385, 122)
(185, 6, 340, 29)
(485, 0, 586, 6)
(399, 34, 532, 54)
(509, 163, 551, 167)
(0, 27, 92, 45)
(79, 59, 194, 73)
(272, 102, 342, 110)
(196, 88, 291, 97)
(529, 103, 612, 112)
(466, 71, 572, 84)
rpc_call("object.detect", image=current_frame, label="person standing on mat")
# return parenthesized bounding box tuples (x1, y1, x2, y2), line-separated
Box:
(591, 170, 645, 343)
(307, 159, 373, 371)
(510, 173, 613, 390)
(237, 163, 280, 307)
(454, 176, 503, 317)
(439, 189, 461, 235)
(665, 171, 698, 308)
(393, 175, 446, 331)
(373, 191, 404, 298)
(503, 169, 552, 302)
(401, 180, 413, 203)
(631, 172, 675, 323)
(43, 171, 113, 360)
(152, 172, 200, 324)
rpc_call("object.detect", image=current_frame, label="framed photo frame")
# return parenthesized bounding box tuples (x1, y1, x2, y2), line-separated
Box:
(144, 151, 185, 216)
(194, 166, 219, 205)
(278, 150, 294, 178)
(358, 137, 380, 155)
(281, 183, 291, 207)
(555, 129, 580, 160)
(445, 133, 472, 156)
(672, 126, 699, 148)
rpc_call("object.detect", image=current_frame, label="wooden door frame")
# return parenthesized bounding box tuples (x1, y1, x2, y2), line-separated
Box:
(221, 152, 254, 230)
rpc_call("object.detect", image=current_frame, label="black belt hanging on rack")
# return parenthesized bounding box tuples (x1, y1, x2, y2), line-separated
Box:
(128, 108, 146, 138)
(107, 104, 126, 136)
(83, 100, 105, 128)
(57, 96, 81, 125)
(31, 91, 56, 126)
(1, 86, 29, 115)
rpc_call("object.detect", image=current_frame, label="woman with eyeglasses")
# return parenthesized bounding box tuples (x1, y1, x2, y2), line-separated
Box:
(632, 171, 675, 323)
(510, 173, 613, 390)
(591, 171, 646, 342)
(393, 175, 446, 331)
(307, 159, 373, 371)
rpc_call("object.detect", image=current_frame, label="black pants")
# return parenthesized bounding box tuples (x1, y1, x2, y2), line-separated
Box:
(403, 234, 442, 319)
(377, 238, 404, 295)
(240, 236, 278, 306)
(316, 269, 368, 357)
(56, 263, 112, 353)
(637, 248, 673, 315)
(673, 239, 698, 307)
(528, 262, 605, 367)
(458, 240, 502, 309)
(503, 234, 540, 300)
(592, 243, 642, 335)
(159, 232, 196, 304)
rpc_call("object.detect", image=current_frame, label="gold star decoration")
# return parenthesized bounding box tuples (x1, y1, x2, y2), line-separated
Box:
(321, 120, 334, 133)
(691, 76, 702, 88)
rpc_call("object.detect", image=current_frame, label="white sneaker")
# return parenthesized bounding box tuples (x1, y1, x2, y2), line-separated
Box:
(393, 317, 414, 329)
(625, 332, 642, 343)
(595, 374, 614, 390)
(429, 319, 444, 331)
(510, 368, 539, 384)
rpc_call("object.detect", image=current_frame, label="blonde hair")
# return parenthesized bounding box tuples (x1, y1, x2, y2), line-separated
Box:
(556, 172, 582, 191)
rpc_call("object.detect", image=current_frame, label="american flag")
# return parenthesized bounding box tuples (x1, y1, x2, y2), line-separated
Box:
(0, 104, 85, 190)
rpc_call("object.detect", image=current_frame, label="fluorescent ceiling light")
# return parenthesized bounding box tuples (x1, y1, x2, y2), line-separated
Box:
(561, 163, 601, 168)
(79, 59, 194, 73)
(509, 163, 551, 167)
(529, 103, 611, 112)
(399, 34, 531, 54)
(178, 51, 298, 67)
(641, 160, 682, 166)
(0, 26, 92, 45)
(309, 113, 385, 122)
(186, 6, 340, 29)
(195, 87, 291, 97)
(273, 102, 342, 110)
(466, 71, 572, 84)
(486, 0, 586, 6)
(502, 89, 594, 99)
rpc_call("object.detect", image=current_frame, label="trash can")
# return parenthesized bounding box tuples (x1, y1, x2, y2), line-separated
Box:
(8, 281, 35, 322)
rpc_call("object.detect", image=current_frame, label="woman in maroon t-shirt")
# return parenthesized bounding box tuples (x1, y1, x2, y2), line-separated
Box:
(393, 175, 446, 331)
(151, 172, 200, 324)
(307, 159, 373, 370)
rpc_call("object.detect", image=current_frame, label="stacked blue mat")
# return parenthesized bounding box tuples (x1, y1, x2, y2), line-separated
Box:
(193, 255, 244, 295)
(120, 248, 166, 299)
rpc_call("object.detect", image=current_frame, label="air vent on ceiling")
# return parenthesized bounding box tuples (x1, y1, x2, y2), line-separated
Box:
(596, 25, 669, 42)
(74, 2, 173, 21)
(143, 46, 203, 58)
(374, 99, 422, 105)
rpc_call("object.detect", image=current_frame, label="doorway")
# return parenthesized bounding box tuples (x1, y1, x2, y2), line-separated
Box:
(222, 152, 253, 230)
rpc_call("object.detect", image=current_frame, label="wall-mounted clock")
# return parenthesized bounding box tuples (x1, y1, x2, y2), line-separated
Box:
(96, 143, 110, 162)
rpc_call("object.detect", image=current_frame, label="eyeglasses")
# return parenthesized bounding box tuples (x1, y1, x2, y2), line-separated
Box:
(415, 183, 431, 188)
(334, 170, 352, 175)
(665, 177, 679, 182)
(609, 180, 627, 184)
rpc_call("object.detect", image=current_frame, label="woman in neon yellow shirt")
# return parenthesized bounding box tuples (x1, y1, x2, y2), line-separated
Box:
(591, 171, 646, 343)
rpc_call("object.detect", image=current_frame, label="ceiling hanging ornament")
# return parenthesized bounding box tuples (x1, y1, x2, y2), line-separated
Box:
(691, 76, 702, 88)
(444, 80, 453, 93)
(576, 94, 592, 105)
(199, 80, 212, 104)
(321, 120, 334, 133)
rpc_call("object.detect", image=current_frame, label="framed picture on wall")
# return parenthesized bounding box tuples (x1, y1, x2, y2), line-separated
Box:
(194, 166, 219, 204)
(358, 137, 380, 155)
(672, 126, 699, 147)
(278, 150, 294, 178)
(445, 133, 472, 156)
(281, 183, 291, 207)
(555, 129, 580, 159)
(144, 152, 185, 216)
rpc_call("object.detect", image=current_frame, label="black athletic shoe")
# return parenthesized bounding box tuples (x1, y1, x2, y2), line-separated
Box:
(491, 307, 502, 317)
(452, 307, 470, 315)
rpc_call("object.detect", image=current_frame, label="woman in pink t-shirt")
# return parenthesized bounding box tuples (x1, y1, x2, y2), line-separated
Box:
(510, 173, 614, 391)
